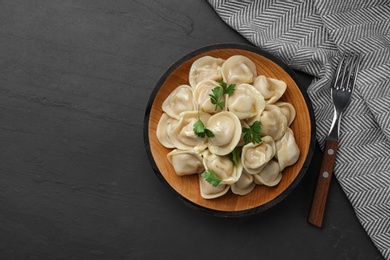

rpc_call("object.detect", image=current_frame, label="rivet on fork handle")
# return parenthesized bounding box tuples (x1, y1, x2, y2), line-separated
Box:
(308, 139, 339, 227)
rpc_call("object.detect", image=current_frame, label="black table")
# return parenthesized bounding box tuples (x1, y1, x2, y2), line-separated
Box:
(0, 1, 383, 259)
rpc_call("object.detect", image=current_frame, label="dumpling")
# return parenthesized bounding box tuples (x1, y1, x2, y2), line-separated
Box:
(167, 149, 204, 176)
(227, 83, 265, 120)
(193, 79, 223, 114)
(275, 101, 296, 126)
(206, 111, 241, 156)
(156, 113, 179, 148)
(275, 127, 300, 171)
(253, 75, 287, 104)
(253, 160, 282, 186)
(199, 175, 230, 199)
(241, 136, 276, 174)
(189, 56, 225, 89)
(221, 55, 257, 85)
(169, 111, 211, 151)
(231, 172, 256, 195)
(259, 105, 288, 141)
(202, 150, 243, 185)
(162, 85, 194, 119)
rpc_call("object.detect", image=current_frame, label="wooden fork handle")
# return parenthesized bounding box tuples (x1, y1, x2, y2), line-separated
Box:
(308, 139, 339, 228)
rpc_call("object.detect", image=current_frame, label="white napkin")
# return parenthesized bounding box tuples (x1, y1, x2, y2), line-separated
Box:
(208, 0, 390, 258)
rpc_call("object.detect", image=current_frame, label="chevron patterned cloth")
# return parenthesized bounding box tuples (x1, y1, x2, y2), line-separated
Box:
(208, 0, 390, 258)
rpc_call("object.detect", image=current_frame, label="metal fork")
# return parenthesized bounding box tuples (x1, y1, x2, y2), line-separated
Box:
(308, 51, 361, 228)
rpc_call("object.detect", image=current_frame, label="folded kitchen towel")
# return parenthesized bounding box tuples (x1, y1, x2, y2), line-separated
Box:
(208, 0, 390, 258)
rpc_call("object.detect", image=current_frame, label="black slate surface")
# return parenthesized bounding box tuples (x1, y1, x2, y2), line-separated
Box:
(0, 1, 383, 259)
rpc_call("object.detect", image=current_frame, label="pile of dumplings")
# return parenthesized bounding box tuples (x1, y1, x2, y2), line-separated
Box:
(156, 55, 300, 199)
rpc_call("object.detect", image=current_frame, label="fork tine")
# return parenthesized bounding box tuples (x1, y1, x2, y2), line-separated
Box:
(347, 53, 361, 93)
(342, 52, 360, 92)
(339, 52, 352, 91)
(333, 52, 347, 90)
(333, 51, 361, 92)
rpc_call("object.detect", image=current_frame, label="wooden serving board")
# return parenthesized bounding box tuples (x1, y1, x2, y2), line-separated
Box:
(145, 44, 314, 216)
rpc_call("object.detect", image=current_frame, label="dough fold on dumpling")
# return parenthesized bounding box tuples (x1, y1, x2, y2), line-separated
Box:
(221, 55, 257, 85)
(193, 80, 223, 114)
(189, 56, 225, 89)
(275, 101, 296, 126)
(253, 160, 282, 186)
(162, 85, 194, 119)
(206, 111, 241, 156)
(167, 149, 204, 176)
(199, 175, 230, 199)
(275, 127, 300, 171)
(231, 172, 256, 195)
(202, 150, 243, 185)
(253, 75, 286, 104)
(156, 113, 178, 148)
(227, 83, 265, 120)
(241, 136, 276, 174)
(259, 105, 288, 141)
(170, 111, 210, 151)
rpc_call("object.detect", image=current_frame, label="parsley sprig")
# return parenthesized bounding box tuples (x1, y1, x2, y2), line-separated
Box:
(230, 146, 242, 167)
(218, 81, 236, 95)
(201, 169, 222, 187)
(209, 87, 224, 110)
(242, 121, 262, 144)
(209, 81, 236, 110)
(193, 109, 214, 138)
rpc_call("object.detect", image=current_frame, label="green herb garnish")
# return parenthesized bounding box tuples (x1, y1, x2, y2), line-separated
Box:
(242, 121, 262, 144)
(209, 87, 225, 110)
(230, 146, 242, 167)
(218, 80, 236, 95)
(209, 81, 236, 110)
(193, 109, 214, 138)
(201, 169, 222, 187)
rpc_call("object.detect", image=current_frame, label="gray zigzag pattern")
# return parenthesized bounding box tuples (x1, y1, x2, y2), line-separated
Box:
(207, 0, 390, 258)
(315, 0, 390, 15)
(211, 0, 337, 77)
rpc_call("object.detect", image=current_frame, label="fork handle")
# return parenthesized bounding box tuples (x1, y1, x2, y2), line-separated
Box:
(308, 139, 339, 228)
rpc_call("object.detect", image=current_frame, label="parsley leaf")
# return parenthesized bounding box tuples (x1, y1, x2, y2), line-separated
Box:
(193, 109, 214, 138)
(230, 146, 242, 167)
(209, 81, 236, 110)
(218, 80, 227, 89)
(223, 83, 236, 95)
(217, 80, 236, 95)
(209, 87, 224, 110)
(201, 169, 222, 187)
(242, 121, 262, 144)
(193, 119, 206, 138)
(204, 129, 214, 138)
